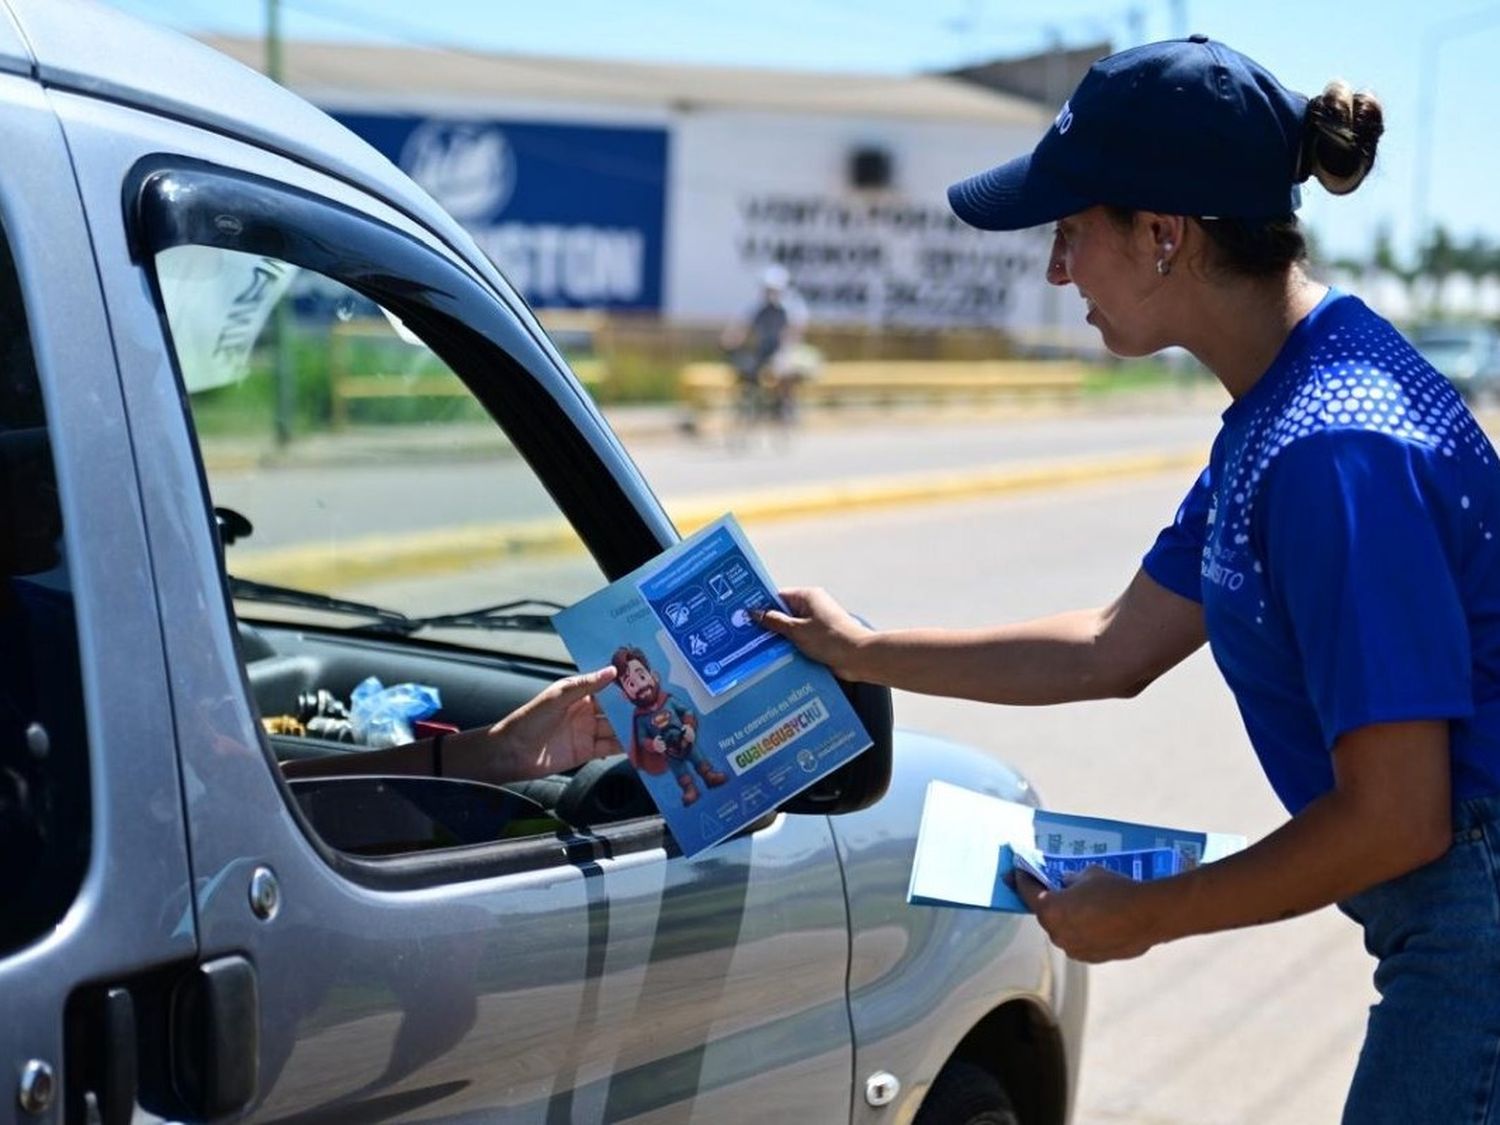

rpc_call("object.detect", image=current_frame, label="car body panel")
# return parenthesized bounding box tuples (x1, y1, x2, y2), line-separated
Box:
(837, 730, 1085, 1123)
(49, 84, 854, 1121)
(546, 816, 854, 1123)
(0, 4, 28, 76)
(0, 69, 196, 1104)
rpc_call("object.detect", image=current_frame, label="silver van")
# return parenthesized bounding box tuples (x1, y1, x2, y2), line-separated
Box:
(0, 3, 1084, 1121)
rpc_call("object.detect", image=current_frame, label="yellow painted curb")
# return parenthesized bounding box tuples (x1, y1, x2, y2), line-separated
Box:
(233, 447, 1207, 590)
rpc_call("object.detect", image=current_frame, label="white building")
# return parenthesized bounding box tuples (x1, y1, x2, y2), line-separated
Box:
(206, 37, 1082, 340)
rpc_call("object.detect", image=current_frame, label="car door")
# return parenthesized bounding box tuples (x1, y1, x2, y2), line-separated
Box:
(0, 59, 198, 1125)
(50, 76, 857, 1124)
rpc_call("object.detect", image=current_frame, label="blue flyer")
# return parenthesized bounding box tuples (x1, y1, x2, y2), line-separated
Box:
(637, 523, 791, 696)
(553, 514, 872, 857)
(908, 781, 1247, 914)
(1012, 847, 1182, 891)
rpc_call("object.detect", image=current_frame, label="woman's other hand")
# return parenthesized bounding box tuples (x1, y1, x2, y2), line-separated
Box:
(486, 665, 621, 782)
(1014, 865, 1167, 963)
(756, 586, 872, 681)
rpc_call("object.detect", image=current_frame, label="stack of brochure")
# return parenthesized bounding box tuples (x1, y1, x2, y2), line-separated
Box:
(907, 780, 1246, 914)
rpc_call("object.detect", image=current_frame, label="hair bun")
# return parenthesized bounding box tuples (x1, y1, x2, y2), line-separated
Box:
(1299, 80, 1384, 195)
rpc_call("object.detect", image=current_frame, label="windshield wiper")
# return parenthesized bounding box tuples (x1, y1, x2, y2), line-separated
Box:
(362, 598, 567, 637)
(228, 579, 563, 637)
(228, 575, 414, 629)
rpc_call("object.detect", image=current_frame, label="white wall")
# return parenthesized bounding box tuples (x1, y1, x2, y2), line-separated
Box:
(1329, 269, 1500, 324)
(666, 109, 1086, 336)
(315, 87, 1090, 336)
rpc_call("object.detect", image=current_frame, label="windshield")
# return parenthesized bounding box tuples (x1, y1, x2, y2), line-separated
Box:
(154, 244, 607, 660)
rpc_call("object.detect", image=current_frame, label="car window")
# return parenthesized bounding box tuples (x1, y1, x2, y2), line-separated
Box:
(0, 220, 91, 955)
(153, 244, 608, 662)
(149, 243, 647, 854)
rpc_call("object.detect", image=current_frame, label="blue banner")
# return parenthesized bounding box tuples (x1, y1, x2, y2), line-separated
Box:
(336, 113, 668, 310)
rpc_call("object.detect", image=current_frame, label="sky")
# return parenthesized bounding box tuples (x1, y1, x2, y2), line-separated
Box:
(105, 0, 1500, 263)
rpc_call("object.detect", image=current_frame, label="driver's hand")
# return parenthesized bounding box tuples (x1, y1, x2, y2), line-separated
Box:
(486, 666, 621, 782)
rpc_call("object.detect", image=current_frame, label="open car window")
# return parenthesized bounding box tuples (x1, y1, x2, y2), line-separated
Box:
(148, 241, 658, 856)
(154, 243, 608, 664)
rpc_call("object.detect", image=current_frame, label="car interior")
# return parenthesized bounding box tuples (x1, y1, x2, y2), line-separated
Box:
(158, 243, 670, 860)
(238, 615, 661, 856)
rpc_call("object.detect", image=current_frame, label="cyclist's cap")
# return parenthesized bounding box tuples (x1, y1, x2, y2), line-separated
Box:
(761, 264, 790, 290)
(947, 36, 1309, 232)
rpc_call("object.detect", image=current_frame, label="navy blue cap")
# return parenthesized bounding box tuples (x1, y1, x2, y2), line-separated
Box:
(949, 37, 1310, 231)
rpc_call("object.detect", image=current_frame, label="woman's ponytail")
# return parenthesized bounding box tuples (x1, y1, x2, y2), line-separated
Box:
(1299, 80, 1384, 195)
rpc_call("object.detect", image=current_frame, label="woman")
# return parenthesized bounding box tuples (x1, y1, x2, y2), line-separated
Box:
(759, 37, 1500, 1124)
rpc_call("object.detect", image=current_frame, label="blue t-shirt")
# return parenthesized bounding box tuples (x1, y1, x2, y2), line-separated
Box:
(1144, 290, 1500, 814)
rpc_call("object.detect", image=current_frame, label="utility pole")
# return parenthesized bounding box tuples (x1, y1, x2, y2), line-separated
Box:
(1041, 26, 1065, 350)
(265, 0, 294, 447)
(265, 0, 281, 82)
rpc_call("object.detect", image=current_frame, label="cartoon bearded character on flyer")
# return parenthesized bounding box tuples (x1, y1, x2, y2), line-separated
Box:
(611, 645, 728, 806)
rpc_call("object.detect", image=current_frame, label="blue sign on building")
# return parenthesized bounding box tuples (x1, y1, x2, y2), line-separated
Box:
(336, 114, 669, 311)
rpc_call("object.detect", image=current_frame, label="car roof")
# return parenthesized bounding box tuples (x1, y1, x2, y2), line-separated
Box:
(0, 0, 512, 298)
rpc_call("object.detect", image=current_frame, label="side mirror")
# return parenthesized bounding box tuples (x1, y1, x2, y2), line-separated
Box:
(213, 506, 253, 548)
(781, 678, 893, 816)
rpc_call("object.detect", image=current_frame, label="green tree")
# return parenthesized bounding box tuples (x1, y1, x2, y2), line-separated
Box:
(1417, 226, 1462, 318)
(1418, 225, 1460, 282)
(1372, 223, 1406, 279)
(1457, 233, 1495, 279)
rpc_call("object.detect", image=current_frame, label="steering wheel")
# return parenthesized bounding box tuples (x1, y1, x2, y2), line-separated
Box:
(555, 755, 656, 827)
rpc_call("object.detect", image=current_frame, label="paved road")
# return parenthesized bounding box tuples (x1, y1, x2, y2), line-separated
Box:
(210, 401, 1223, 550)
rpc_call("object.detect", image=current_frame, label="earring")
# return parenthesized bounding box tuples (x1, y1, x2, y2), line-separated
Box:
(1156, 258, 1172, 276)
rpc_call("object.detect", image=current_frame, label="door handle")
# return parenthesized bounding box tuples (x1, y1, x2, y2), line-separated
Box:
(172, 955, 259, 1119)
(97, 988, 136, 1125)
(65, 986, 137, 1125)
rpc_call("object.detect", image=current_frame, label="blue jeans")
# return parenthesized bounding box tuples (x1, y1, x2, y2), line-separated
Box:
(1340, 794, 1500, 1124)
